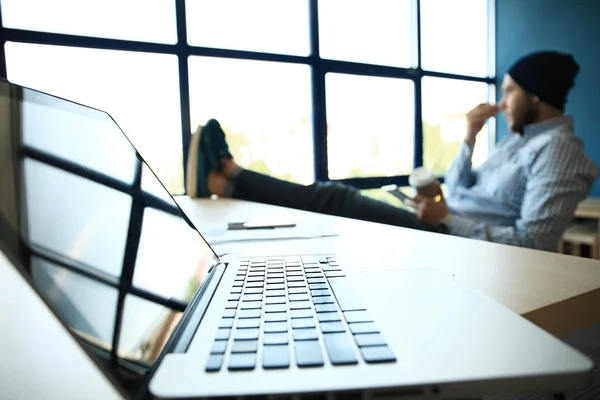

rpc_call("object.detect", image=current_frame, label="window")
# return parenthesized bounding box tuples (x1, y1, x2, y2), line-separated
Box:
(326, 73, 414, 179)
(1, 0, 494, 192)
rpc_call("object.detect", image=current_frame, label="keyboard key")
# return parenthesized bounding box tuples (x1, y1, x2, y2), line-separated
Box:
(292, 318, 316, 329)
(232, 281, 244, 288)
(287, 278, 305, 283)
(228, 294, 241, 301)
(231, 340, 258, 353)
(264, 312, 287, 322)
(322, 266, 342, 272)
(266, 278, 284, 284)
(264, 321, 288, 333)
(301, 256, 320, 264)
(290, 309, 313, 319)
(267, 272, 284, 278)
(205, 354, 222, 372)
(285, 266, 302, 271)
(289, 301, 311, 310)
(240, 301, 262, 310)
(239, 309, 261, 319)
(246, 277, 264, 283)
(308, 278, 326, 284)
(242, 294, 263, 302)
(263, 345, 290, 369)
(243, 288, 263, 295)
(309, 283, 328, 290)
(305, 273, 324, 279)
(323, 333, 358, 365)
(215, 328, 231, 340)
(354, 333, 386, 347)
(248, 272, 265, 277)
(311, 290, 331, 297)
(266, 290, 286, 297)
(317, 312, 341, 323)
(219, 318, 234, 329)
(266, 284, 285, 291)
(289, 293, 310, 302)
(228, 353, 256, 371)
(328, 278, 366, 312)
(293, 328, 318, 341)
(265, 297, 286, 305)
(234, 328, 259, 340)
(231, 288, 242, 294)
(325, 272, 345, 278)
(349, 322, 379, 334)
(360, 346, 396, 363)
(287, 281, 307, 288)
(263, 332, 289, 345)
(320, 321, 346, 334)
(344, 310, 372, 323)
(295, 340, 324, 367)
(225, 301, 239, 309)
(223, 309, 236, 318)
(286, 271, 303, 277)
(265, 304, 286, 313)
(288, 288, 308, 295)
(315, 303, 337, 313)
(313, 296, 335, 305)
(245, 282, 264, 289)
(237, 318, 260, 329)
(210, 341, 227, 354)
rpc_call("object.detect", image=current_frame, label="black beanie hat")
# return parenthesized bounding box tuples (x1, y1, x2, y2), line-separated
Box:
(507, 51, 580, 111)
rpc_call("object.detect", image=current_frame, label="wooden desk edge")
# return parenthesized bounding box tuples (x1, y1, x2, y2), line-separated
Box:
(523, 287, 600, 338)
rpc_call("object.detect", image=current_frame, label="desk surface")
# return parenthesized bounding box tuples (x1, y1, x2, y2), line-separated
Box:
(575, 197, 600, 219)
(176, 196, 600, 338)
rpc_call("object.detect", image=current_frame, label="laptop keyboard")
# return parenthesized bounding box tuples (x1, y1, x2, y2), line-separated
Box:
(205, 256, 396, 371)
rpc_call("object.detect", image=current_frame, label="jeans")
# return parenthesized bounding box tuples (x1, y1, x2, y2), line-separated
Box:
(230, 169, 442, 234)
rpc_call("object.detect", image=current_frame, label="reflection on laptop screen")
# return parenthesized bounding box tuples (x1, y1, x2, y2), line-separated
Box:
(0, 80, 219, 389)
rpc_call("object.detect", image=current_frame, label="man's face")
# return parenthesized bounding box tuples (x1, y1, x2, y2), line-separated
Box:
(499, 74, 538, 134)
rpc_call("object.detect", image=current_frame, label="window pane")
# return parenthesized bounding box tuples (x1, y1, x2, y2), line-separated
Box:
(326, 74, 414, 179)
(24, 159, 132, 277)
(319, 0, 414, 67)
(118, 295, 183, 363)
(421, 0, 489, 77)
(134, 207, 214, 303)
(422, 77, 491, 176)
(5, 42, 185, 194)
(185, 0, 309, 56)
(31, 257, 119, 350)
(0, 0, 177, 44)
(189, 57, 314, 184)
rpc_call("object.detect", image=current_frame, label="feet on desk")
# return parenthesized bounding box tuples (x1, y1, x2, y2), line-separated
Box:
(196, 119, 240, 197)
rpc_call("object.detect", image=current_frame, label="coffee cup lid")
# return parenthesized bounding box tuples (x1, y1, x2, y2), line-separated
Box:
(409, 167, 436, 187)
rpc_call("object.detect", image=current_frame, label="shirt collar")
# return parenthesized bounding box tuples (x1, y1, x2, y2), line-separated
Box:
(522, 115, 573, 139)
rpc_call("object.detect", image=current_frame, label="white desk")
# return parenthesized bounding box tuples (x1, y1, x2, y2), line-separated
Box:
(176, 196, 600, 339)
(3, 196, 599, 400)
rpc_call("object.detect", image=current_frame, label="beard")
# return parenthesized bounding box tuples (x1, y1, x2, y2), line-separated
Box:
(511, 101, 539, 134)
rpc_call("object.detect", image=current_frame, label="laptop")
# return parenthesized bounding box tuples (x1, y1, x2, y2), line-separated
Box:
(0, 79, 593, 400)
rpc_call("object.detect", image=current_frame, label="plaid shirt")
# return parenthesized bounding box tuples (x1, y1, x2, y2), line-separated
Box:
(445, 115, 599, 251)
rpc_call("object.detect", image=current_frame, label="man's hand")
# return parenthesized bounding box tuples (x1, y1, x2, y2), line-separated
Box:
(465, 103, 499, 144)
(412, 183, 449, 225)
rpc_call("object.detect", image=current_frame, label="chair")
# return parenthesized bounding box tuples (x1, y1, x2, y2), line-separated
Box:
(557, 222, 600, 259)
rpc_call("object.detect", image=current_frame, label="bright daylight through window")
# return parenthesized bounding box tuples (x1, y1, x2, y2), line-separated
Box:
(1, 0, 494, 194)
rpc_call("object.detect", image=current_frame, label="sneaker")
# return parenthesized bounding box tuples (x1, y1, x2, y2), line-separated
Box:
(193, 127, 212, 197)
(200, 119, 232, 172)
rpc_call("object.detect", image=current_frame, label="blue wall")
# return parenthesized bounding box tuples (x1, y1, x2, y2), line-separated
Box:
(496, 0, 600, 196)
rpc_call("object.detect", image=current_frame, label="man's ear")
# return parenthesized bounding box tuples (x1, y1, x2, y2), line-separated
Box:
(531, 95, 541, 104)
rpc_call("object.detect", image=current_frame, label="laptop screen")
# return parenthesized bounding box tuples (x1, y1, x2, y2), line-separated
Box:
(0, 80, 219, 382)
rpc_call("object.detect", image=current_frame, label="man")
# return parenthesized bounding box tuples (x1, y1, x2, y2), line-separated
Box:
(193, 51, 599, 252)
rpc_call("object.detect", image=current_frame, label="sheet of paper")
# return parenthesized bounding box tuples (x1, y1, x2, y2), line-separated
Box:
(198, 222, 338, 245)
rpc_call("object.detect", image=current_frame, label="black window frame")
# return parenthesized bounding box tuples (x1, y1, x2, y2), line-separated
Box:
(0, 0, 495, 192)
